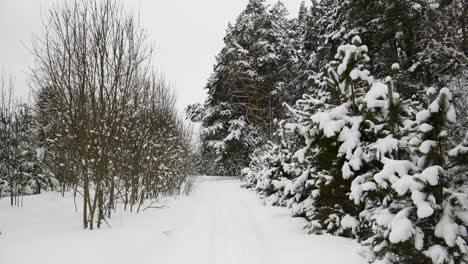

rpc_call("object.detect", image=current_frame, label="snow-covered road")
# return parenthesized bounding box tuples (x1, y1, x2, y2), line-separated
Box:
(0, 176, 365, 264)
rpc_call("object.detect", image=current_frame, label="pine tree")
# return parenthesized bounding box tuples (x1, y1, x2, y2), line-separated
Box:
(325, 36, 373, 111)
(315, 0, 467, 97)
(274, 36, 374, 236)
(233, 1, 468, 262)
(190, 0, 303, 175)
(361, 88, 468, 264)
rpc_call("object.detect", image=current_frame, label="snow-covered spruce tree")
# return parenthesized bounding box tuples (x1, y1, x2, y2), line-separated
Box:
(255, 36, 374, 235)
(0, 104, 55, 205)
(324, 35, 373, 111)
(243, 34, 467, 263)
(347, 65, 409, 235)
(243, 36, 374, 235)
(415, 87, 456, 171)
(188, 0, 304, 175)
(12, 106, 57, 200)
(190, 101, 262, 176)
(0, 70, 56, 204)
(241, 119, 301, 206)
(359, 87, 468, 264)
(298, 36, 375, 236)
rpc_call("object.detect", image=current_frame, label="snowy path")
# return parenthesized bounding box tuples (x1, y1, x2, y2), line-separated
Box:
(0, 176, 365, 264)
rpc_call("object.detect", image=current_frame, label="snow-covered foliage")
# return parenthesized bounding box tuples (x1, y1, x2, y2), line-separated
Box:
(193, 0, 467, 260)
(325, 35, 373, 109)
(187, 0, 306, 176)
(0, 104, 57, 202)
(242, 36, 468, 264)
(193, 0, 468, 178)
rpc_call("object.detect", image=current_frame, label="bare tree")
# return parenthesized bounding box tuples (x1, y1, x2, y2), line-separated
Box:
(31, 0, 195, 229)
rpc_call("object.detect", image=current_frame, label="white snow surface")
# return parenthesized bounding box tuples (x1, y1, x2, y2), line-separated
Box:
(0, 176, 365, 264)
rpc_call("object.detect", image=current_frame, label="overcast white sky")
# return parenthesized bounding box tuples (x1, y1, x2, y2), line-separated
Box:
(0, 0, 305, 113)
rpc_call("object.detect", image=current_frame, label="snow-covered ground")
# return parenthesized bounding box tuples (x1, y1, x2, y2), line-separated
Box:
(0, 176, 365, 264)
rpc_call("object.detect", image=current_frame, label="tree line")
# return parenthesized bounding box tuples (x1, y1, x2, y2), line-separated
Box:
(188, 0, 468, 177)
(1, 0, 197, 230)
(189, 0, 467, 263)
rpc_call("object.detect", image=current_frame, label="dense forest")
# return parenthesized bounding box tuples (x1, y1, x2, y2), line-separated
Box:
(0, 0, 197, 230)
(188, 0, 468, 263)
(1, 0, 467, 263)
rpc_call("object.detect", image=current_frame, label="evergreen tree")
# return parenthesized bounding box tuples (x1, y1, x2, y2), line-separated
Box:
(242, 32, 468, 263)
(360, 88, 467, 264)
(0, 102, 55, 204)
(315, 0, 468, 97)
(189, 0, 303, 175)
